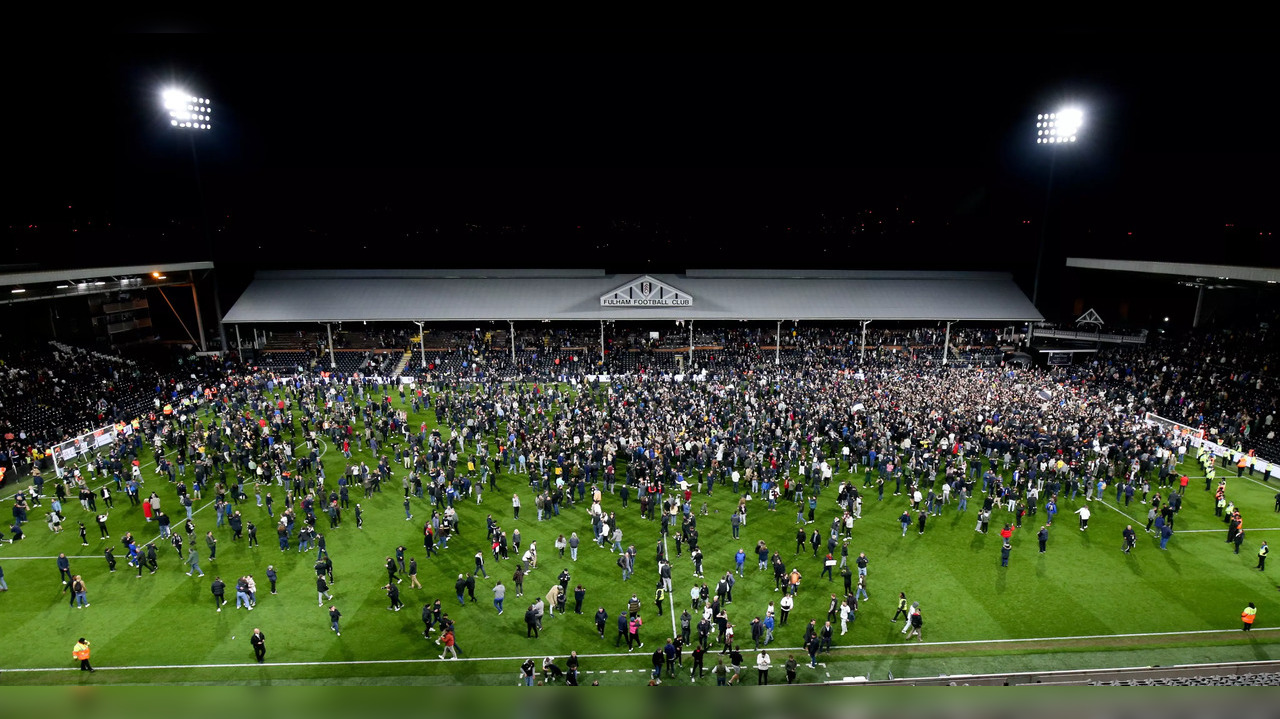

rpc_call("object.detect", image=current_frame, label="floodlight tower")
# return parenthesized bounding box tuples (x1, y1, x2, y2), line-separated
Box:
(162, 87, 228, 356)
(1031, 108, 1083, 309)
(163, 89, 213, 131)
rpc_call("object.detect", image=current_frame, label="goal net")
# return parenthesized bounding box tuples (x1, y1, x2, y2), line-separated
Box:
(51, 422, 136, 479)
(1143, 412, 1204, 445)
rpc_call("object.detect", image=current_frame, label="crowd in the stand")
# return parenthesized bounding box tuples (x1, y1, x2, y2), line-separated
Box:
(271, 324, 1010, 380)
(253, 324, 1279, 458)
(0, 344, 225, 480)
(3, 326, 1277, 485)
(1083, 331, 1280, 460)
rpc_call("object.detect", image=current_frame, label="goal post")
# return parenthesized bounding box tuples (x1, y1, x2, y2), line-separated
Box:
(51, 422, 136, 479)
(1143, 413, 1204, 445)
(1145, 412, 1280, 480)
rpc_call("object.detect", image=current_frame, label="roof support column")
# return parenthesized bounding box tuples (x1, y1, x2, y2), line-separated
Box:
(235, 324, 242, 351)
(860, 320, 871, 363)
(212, 269, 228, 354)
(327, 322, 336, 369)
(1193, 285, 1205, 328)
(943, 321, 954, 366)
(191, 284, 208, 353)
(509, 321, 516, 364)
(689, 320, 694, 366)
(414, 321, 426, 369)
(776, 321, 781, 366)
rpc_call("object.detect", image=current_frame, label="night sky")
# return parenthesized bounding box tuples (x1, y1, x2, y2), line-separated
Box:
(5, 29, 1276, 320)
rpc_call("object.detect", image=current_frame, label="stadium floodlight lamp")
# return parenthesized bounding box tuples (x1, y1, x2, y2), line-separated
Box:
(1035, 108, 1082, 144)
(11, 287, 26, 294)
(164, 88, 212, 130)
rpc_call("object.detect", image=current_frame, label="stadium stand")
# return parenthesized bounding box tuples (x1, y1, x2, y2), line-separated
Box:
(2, 324, 1278, 485)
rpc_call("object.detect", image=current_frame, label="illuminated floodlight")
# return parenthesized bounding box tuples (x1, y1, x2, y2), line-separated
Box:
(164, 88, 213, 130)
(1035, 107, 1083, 146)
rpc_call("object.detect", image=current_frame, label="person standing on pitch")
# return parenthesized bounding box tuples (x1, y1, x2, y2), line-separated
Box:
(317, 574, 333, 606)
(330, 605, 342, 636)
(493, 579, 506, 614)
(186, 546, 204, 577)
(70, 575, 89, 608)
(891, 592, 909, 624)
(901, 601, 918, 635)
(212, 576, 227, 611)
(250, 628, 266, 662)
(58, 553, 72, 586)
(73, 637, 94, 672)
(905, 604, 923, 641)
(1075, 505, 1090, 531)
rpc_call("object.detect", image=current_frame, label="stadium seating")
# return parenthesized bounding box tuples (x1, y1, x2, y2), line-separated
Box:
(3, 324, 1278, 482)
(1089, 672, 1280, 686)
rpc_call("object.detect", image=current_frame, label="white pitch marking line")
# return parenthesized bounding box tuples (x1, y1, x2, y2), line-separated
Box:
(1094, 498, 1142, 525)
(1093, 497, 1280, 533)
(1183, 474, 1276, 492)
(1177, 528, 1280, 533)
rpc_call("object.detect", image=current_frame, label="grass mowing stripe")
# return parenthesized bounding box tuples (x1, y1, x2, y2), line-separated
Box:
(1, 493, 223, 561)
(136, 435, 322, 548)
(0, 470, 219, 561)
(4, 626, 1275, 673)
(5, 391, 1276, 684)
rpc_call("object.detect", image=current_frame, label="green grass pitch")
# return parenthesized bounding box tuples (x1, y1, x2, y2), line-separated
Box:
(1, 384, 1277, 685)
